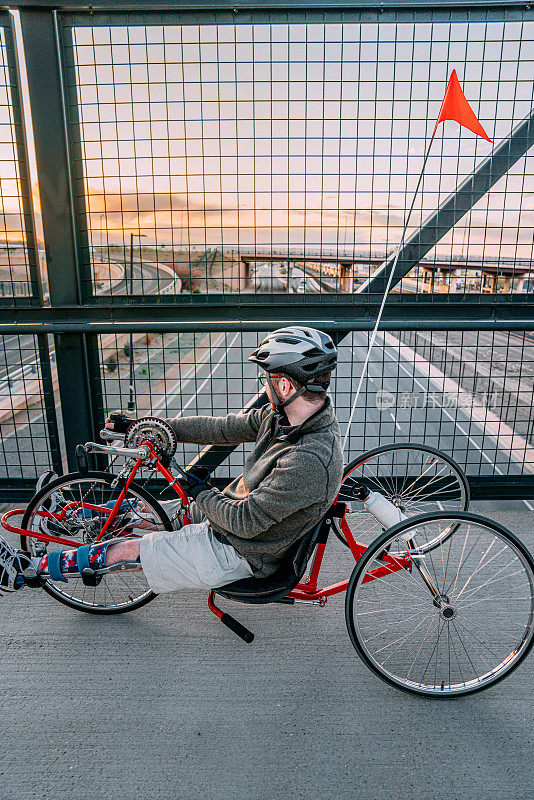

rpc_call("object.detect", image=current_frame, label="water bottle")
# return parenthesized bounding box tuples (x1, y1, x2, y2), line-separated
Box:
(357, 485, 414, 542)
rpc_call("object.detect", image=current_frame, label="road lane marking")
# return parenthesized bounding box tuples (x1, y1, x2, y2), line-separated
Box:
(377, 338, 534, 511)
(153, 332, 228, 412)
(389, 411, 402, 431)
(173, 333, 240, 418)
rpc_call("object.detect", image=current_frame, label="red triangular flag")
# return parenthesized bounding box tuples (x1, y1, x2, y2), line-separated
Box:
(432, 70, 492, 142)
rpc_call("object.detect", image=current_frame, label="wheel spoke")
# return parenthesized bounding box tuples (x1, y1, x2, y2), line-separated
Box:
(349, 512, 534, 696)
(338, 445, 467, 555)
(25, 476, 160, 612)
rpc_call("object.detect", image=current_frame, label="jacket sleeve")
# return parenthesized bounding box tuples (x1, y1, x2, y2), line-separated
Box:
(165, 404, 269, 445)
(195, 450, 330, 539)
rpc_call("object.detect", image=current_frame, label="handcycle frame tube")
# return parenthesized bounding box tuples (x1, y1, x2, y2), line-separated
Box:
(1, 444, 192, 551)
(95, 444, 191, 538)
(287, 556, 411, 602)
(152, 449, 189, 506)
(287, 512, 412, 601)
(340, 514, 369, 562)
(96, 458, 143, 540)
(1, 509, 85, 548)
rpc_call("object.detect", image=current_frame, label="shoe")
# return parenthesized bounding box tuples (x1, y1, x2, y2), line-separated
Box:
(0, 536, 33, 594)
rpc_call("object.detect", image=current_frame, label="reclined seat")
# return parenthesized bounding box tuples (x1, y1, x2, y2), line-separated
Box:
(209, 504, 345, 641)
(215, 515, 329, 605)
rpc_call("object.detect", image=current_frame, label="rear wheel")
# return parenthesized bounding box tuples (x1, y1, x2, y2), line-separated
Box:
(21, 471, 173, 614)
(345, 511, 534, 697)
(336, 443, 469, 555)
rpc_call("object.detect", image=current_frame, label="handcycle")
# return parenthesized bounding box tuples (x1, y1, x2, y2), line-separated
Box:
(2, 417, 533, 698)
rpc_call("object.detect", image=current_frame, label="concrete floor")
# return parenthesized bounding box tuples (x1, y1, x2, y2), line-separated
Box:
(0, 500, 532, 800)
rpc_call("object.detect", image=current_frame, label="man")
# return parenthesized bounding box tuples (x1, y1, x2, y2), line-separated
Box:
(0, 327, 344, 596)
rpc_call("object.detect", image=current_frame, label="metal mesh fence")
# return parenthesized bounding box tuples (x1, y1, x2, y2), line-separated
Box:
(1, 6, 533, 500)
(0, 333, 61, 481)
(94, 327, 534, 482)
(0, 16, 39, 301)
(62, 14, 534, 301)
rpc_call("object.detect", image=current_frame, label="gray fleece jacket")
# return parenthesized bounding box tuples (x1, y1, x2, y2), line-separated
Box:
(165, 398, 344, 578)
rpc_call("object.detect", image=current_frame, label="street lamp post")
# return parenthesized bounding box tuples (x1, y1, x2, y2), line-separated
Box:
(127, 232, 147, 412)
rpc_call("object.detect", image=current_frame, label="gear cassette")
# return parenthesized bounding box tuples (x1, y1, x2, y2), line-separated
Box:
(124, 417, 177, 459)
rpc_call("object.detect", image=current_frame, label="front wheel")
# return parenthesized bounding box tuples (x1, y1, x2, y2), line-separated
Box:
(21, 471, 173, 615)
(345, 511, 534, 697)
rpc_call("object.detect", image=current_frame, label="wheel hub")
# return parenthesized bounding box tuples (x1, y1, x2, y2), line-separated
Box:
(390, 495, 406, 513)
(433, 593, 457, 620)
(440, 605, 457, 621)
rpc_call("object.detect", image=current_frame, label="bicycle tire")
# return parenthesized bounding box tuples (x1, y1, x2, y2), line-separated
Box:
(335, 442, 470, 554)
(345, 511, 534, 697)
(21, 471, 173, 615)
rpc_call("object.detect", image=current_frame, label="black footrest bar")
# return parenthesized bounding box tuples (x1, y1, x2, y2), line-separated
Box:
(220, 612, 254, 643)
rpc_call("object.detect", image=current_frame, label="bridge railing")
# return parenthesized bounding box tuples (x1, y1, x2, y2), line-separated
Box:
(1, 1, 534, 501)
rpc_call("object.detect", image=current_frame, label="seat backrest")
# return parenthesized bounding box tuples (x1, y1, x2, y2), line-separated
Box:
(215, 503, 343, 603)
(290, 517, 325, 581)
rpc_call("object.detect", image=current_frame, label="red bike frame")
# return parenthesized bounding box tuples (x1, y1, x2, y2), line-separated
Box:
(1, 443, 190, 548)
(1, 444, 411, 596)
(286, 514, 410, 602)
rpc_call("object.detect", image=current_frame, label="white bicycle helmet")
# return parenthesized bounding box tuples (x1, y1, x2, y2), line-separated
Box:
(249, 326, 337, 409)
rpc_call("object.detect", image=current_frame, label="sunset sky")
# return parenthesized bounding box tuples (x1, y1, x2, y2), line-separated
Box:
(1, 17, 533, 261)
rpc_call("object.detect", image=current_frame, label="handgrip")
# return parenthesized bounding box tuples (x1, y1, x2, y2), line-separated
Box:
(75, 444, 89, 475)
(220, 612, 254, 643)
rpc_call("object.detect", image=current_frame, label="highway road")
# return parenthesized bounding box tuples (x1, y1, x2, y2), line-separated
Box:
(1, 265, 534, 506)
(252, 262, 337, 292)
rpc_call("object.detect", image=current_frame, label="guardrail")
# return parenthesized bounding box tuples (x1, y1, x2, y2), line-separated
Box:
(1, 3, 533, 501)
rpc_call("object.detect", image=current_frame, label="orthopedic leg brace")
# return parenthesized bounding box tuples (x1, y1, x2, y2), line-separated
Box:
(35, 538, 140, 584)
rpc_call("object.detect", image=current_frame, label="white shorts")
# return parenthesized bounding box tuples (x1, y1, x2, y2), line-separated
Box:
(139, 519, 253, 594)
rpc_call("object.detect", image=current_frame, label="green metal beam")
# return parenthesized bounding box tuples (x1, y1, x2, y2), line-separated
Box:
(58, 5, 534, 29)
(4, 15, 41, 302)
(0, 295, 533, 333)
(18, 9, 101, 469)
(18, 10, 81, 306)
(5, 1, 532, 12)
(364, 108, 534, 295)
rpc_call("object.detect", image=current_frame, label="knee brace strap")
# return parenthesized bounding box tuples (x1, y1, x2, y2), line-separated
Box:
(76, 544, 91, 574)
(47, 550, 68, 583)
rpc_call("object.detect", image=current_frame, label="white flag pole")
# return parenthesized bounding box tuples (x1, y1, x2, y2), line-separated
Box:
(341, 136, 434, 452)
